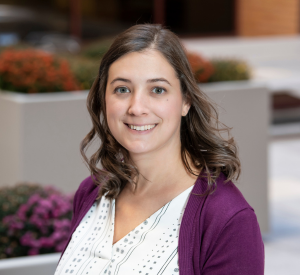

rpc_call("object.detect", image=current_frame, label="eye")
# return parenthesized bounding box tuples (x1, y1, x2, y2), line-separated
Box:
(115, 87, 130, 94)
(152, 87, 166, 94)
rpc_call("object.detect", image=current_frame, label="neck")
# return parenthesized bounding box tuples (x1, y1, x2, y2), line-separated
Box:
(127, 140, 196, 195)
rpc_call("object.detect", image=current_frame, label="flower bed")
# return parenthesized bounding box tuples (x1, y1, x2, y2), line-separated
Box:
(186, 52, 251, 83)
(0, 46, 251, 95)
(0, 183, 74, 259)
(0, 49, 80, 93)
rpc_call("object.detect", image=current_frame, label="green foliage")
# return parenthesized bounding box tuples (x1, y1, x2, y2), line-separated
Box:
(208, 58, 251, 82)
(65, 56, 99, 90)
(81, 39, 113, 60)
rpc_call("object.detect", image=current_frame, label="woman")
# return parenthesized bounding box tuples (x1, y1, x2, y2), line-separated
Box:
(55, 24, 264, 275)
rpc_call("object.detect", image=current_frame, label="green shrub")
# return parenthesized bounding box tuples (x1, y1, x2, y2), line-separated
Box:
(208, 58, 251, 82)
(66, 56, 99, 90)
(81, 38, 113, 60)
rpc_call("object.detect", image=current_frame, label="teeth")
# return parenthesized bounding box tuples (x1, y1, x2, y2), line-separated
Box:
(128, 124, 156, 131)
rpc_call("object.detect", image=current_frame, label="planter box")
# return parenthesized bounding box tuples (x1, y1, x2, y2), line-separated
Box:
(0, 81, 270, 233)
(200, 81, 270, 233)
(0, 253, 60, 275)
(0, 90, 96, 193)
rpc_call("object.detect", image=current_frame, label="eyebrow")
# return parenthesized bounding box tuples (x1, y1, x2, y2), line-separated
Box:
(110, 77, 171, 86)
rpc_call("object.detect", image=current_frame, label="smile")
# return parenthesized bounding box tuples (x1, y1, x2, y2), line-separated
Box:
(125, 124, 156, 131)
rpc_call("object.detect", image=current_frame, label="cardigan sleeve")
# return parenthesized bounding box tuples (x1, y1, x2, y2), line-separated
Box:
(202, 208, 265, 275)
(70, 185, 81, 230)
(70, 176, 96, 230)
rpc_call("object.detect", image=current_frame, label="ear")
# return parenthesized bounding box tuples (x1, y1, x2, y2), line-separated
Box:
(181, 99, 191, 116)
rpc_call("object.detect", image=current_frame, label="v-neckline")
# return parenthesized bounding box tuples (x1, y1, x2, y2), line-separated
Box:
(111, 185, 194, 246)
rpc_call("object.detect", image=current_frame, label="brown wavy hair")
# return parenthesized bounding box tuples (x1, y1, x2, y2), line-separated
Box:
(80, 24, 241, 199)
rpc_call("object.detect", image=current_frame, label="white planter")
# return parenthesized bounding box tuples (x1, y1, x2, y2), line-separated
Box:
(0, 90, 96, 193)
(0, 81, 270, 233)
(0, 253, 60, 275)
(200, 81, 270, 233)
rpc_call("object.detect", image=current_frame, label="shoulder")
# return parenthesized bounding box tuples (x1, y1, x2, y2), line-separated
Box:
(72, 175, 100, 214)
(197, 173, 264, 273)
(191, 172, 260, 248)
(200, 172, 254, 226)
(195, 173, 264, 272)
(76, 175, 99, 196)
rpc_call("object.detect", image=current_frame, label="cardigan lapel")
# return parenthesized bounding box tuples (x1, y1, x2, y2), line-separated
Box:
(178, 175, 208, 275)
(73, 184, 100, 233)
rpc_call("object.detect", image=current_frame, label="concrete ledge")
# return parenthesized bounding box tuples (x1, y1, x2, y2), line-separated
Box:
(0, 253, 60, 275)
(0, 90, 97, 193)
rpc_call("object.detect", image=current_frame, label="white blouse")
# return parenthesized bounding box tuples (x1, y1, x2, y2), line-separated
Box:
(55, 185, 193, 275)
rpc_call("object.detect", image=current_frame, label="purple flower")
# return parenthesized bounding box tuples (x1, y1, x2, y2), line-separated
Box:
(3, 215, 14, 225)
(55, 240, 67, 252)
(27, 193, 41, 205)
(28, 248, 39, 255)
(3, 215, 24, 231)
(11, 221, 24, 230)
(53, 219, 71, 231)
(29, 214, 44, 229)
(38, 198, 52, 210)
(52, 197, 72, 217)
(52, 208, 61, 218)
(5, 247, 13, 255)
(50, 231, 63, 242)
(17, 204, 28, 221)
(20, 232, 39, 248)
(39, 237, 54, 248)
(2, 185, 74, 257)
(34, 206, 50, 219)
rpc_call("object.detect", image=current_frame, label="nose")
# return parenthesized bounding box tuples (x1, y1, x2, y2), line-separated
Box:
(127, 90, 149, 116)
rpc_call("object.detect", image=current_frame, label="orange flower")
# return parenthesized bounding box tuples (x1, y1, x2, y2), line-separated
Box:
(186, 52, 214, 83)
(0, 49, 81, 93)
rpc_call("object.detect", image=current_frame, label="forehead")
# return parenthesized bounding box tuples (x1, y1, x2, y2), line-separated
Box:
(107, 49, 178, 81)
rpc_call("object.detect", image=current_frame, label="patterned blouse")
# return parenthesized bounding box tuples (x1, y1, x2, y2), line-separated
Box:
(55, 185, 193, 275)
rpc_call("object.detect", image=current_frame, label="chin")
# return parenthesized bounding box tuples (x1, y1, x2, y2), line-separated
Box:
(123, 142, 154, 155)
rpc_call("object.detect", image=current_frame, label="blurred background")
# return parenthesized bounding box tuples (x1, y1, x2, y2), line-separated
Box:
(0, 0, 300, 274)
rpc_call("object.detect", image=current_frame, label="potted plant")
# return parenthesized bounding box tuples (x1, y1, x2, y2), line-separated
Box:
(0, 183, 73, 274)
(0, 48, 93, 194)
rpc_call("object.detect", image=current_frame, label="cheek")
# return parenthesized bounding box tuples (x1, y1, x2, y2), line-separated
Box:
(105, 98, 124, 129)
(157, 97, 183, 122)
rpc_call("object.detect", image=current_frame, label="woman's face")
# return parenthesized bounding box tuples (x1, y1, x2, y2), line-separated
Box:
(105, 49, 190, 156)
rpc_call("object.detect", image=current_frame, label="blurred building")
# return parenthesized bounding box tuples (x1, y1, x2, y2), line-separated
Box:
(0, 0, 299, 40)
(236, 0, 299, 36)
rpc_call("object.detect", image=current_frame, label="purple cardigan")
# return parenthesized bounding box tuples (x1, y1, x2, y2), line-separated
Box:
(59, 172, 265, 274)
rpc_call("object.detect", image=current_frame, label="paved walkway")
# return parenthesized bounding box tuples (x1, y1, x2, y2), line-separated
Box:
(264, 134, 300, 274)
